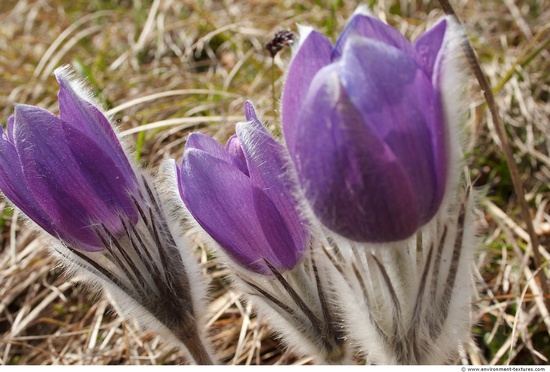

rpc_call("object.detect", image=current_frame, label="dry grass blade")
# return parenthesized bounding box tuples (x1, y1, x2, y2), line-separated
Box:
(437, 0, 550, 313)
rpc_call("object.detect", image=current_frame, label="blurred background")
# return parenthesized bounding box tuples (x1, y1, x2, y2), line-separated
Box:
(0, 0, 549, 365)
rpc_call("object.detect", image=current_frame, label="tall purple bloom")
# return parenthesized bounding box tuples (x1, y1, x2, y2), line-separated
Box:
(177, 102, 308, 275)
(0, 68, 138, 251)
(0, 67, 217, 364)
(282, 10, 455, 243)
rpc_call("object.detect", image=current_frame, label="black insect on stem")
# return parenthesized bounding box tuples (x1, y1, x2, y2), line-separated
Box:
(266, 30, 295, 58)
(266, 30, 295, 124)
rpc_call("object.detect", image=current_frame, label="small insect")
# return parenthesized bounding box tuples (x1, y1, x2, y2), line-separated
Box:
(265, 30, 295, 58)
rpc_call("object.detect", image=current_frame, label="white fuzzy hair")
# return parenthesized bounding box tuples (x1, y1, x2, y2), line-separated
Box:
(333, 182, 478, 364)
(51, 168, 216, 364)
(433, 16, 471, 216)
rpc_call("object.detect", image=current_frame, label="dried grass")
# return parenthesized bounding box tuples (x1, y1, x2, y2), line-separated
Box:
(0, 0, 549, 365)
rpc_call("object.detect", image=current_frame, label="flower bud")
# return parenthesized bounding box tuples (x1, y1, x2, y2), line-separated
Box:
(282, 11, 455, 243)
(0, 68, 138, 251)
(178, 102, 308, 275)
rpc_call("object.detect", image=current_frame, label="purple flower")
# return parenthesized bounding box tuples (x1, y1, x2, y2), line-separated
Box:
(0, 68, 139, 251)
(177, 102, 308, 275)
(282, 10, 454, 243)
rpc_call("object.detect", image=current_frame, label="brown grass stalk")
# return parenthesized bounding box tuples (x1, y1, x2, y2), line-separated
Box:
(438, 0, 550, 313)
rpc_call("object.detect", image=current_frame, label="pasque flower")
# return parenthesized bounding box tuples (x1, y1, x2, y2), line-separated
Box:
(177, 102, 308, 275)
(0, 68, 138, 251)
(279, 10, 475, 365)
(282, 9, 454, 243)
(0, 67, 216, 364)
(178, 103, 349, 364)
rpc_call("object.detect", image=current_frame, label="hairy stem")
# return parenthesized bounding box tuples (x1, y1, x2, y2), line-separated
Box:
(174, 323, 215, 365)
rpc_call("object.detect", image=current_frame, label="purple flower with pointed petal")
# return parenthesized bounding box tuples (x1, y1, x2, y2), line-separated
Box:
(0, 67, 139, 251)
(177, 102, 308, 275)
(282, 10, 456, 243)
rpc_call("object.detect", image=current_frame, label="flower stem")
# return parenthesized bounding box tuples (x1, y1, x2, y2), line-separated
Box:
(174, 323, 215, 365)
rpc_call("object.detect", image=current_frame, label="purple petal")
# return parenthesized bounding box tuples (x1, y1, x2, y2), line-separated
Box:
(428, 93, 447, 219)
(332, 13, 417, 61)
(250, 186, 304, 272)
(0, 130, 57, 237)
(414, 18, 448, 80)
(60, 120, 138, 221)
(338, 37, 442, 224)
(236, 107, 309, 255)
(235, 115, 289, 201)
(6, 116, 15, 143)
(282, 30, 333, 154)
(179, 149, 302, 274)
(243, 100, 258, 123)
(55, 70, 137, 192)
(187, 132, 250, 176)
(13, 104, 123, 250)
(186, 133, 232, 162)
(225, 135, 249, 176)
(296, 67, 420, 242)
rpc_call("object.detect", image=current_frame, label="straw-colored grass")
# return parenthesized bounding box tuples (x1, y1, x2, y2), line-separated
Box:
(1, 0, 549, 365)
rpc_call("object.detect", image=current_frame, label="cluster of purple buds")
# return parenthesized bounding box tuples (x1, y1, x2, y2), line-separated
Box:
(175, 8, 473, 365)
(0, 7, 475, 366)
